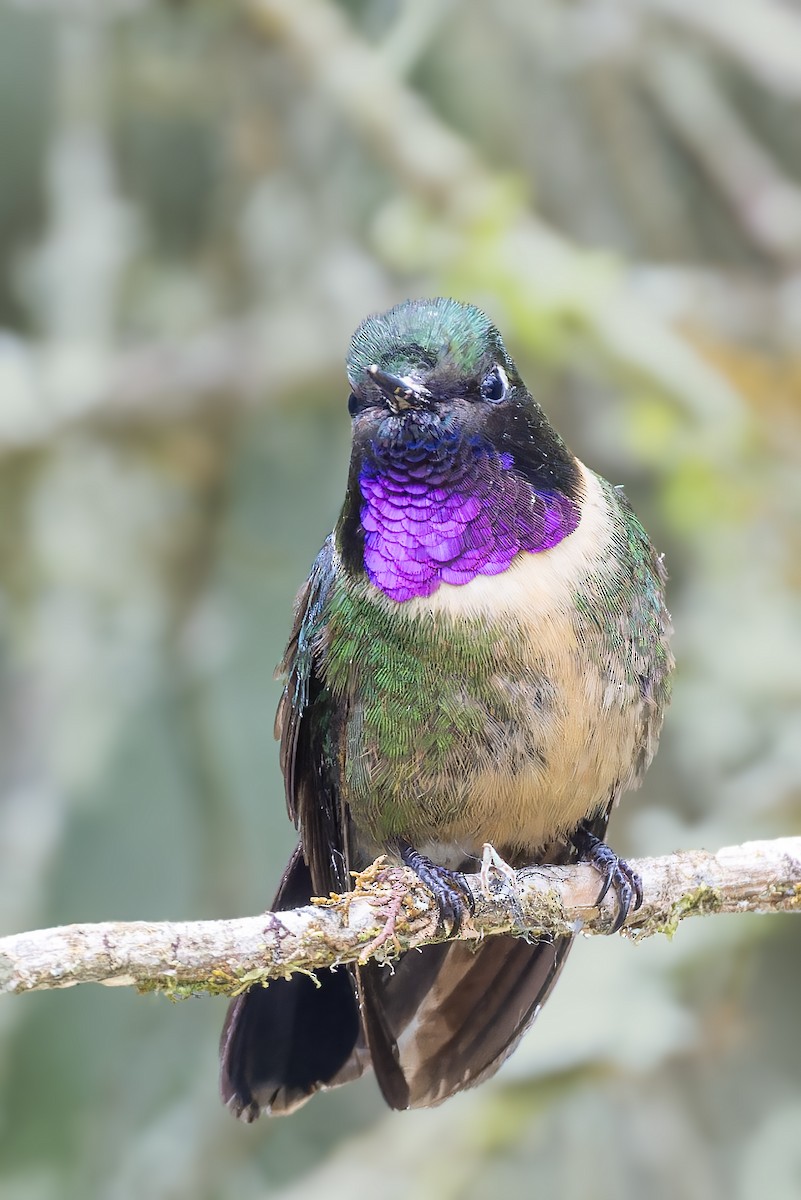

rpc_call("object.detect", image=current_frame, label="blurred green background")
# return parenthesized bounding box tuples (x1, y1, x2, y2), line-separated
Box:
(0, 1, 799, 1197)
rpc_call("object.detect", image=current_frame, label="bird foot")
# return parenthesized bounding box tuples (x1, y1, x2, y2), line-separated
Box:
(571, 823, 643, 933)
(479, 843, 527, 927)
(479, 842, 517, 895)
(398, 841, 474, 935)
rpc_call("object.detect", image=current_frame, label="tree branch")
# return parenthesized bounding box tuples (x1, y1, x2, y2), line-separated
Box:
(1, 839, 799, 998)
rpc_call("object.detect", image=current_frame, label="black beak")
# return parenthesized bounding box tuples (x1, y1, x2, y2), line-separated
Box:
(367, 364, 432, 413)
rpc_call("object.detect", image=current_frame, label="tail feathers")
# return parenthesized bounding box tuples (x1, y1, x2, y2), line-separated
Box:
(360, 932, 574, 1110)
(219, 846, 365, 1120)
(357, 826, 611, 1110)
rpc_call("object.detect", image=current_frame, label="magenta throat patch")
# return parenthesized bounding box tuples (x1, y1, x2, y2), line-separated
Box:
(359, 439, 579, 603)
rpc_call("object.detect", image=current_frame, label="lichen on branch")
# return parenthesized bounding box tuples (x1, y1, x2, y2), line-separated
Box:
(0, 838, 798, 999)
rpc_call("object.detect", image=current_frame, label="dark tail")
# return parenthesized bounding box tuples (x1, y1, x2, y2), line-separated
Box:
(219, 846, 365, 1120)
(359, 932, 574, 1109)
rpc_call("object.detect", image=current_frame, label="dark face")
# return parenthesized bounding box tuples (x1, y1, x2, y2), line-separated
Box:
(345, 298, 530, 465)
(343, 298, 578, 498)
(347, 356, 520, 460)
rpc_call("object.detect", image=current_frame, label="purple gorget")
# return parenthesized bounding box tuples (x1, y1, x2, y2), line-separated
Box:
(358, 425, 579, 603)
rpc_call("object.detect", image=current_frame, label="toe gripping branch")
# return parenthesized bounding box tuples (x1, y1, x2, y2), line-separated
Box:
(398, 841, 475, 935)
(571, 822, 644, 934)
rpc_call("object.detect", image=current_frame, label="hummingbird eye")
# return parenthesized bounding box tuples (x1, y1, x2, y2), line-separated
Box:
(348, 392, 360, 416)
(480, 365, 508, 403)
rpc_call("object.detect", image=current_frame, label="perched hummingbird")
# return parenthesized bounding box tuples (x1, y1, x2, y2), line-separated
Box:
(220, 298, 673, 1118)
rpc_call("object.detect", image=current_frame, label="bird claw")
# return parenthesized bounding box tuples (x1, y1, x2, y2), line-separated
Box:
(399, 842, 474, 935)
(572, 824, 643, 933)
(479, 842, 517, 896)
(478, 843, 528, 929)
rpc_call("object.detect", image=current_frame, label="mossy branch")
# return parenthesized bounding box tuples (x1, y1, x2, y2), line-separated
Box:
(0, 838, 799, 999)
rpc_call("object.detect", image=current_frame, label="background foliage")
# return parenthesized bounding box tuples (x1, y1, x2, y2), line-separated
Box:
(0, 2, 799, 1197)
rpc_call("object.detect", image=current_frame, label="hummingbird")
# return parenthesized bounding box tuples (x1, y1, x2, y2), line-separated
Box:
(220, 297, 673, 1119)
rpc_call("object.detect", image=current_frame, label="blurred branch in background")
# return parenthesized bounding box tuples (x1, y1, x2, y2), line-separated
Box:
(650, 0, 801, 97)
(248, 0, 743, 433)
(2, 838, 800, 997)
(0, 313, 335, 449)
(1, 0, 753, 451)
(644, 43, 801, 264)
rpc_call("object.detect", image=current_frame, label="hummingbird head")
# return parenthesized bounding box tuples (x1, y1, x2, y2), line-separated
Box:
(340, 299, 582, 601)
(347, 297, 515, 421)
(345, 298, 578, 496)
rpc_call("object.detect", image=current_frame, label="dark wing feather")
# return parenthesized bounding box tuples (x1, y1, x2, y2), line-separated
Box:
(220, 539, 367, 1119)
(274, 535, 348, 894)
(220, 847, 365, 1118)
